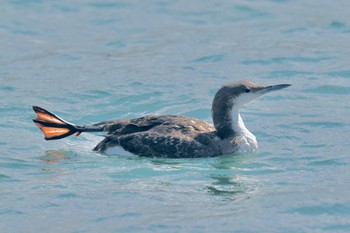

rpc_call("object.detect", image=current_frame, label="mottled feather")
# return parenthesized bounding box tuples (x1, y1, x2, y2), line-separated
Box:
(93, 115, 226, 158)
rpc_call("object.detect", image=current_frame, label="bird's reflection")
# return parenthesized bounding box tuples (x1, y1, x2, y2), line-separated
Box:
(207, 175, 246, 195)
(39, 149, 77, 164)
(206, 154, 258, 200)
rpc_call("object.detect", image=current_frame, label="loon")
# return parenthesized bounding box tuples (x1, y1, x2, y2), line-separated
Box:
(32, 81, 290, 158)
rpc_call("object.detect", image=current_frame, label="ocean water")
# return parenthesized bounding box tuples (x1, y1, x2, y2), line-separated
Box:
(1, 0, 350, 232)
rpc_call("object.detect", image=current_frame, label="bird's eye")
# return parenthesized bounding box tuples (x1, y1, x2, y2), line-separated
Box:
(245, 88, 251, 93)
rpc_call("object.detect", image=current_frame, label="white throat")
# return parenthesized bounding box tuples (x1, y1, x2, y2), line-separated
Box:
(231, 108, 258, 153)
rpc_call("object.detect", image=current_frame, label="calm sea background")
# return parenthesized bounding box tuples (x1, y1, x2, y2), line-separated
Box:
(1, 0, 350, 232)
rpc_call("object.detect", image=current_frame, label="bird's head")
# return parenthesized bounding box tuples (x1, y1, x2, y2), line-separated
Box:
(218, 80, 291, 109)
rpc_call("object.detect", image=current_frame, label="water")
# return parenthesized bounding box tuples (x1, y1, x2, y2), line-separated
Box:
(1, 0, 350, 232)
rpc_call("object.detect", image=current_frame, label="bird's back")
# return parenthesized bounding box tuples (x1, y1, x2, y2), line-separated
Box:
(93, 115, 225, 157)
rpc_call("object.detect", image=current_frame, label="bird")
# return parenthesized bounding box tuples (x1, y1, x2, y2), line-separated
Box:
(32, 80, 291, 158)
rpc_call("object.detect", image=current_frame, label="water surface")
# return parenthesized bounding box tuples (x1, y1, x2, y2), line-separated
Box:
(1, 0, 350, 232)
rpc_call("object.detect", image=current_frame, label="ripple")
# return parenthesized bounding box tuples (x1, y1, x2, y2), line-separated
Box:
(57, 193, 79, 199)
(72, 89, 113, 100)
(0, 173, 9, 178)
(307, 159, 347, 166)
(300, 144, 327, 149)
(329, 21, 346, 29)
(295, 121, 346, 128)
(39, 202, 61, 209)
(189, 54, 225, 63)
(206, 174, 257, 200)
(326, 70, 350, 78)
(323, 224, 350, 231)
(0, 85, 16, 92)
(0, 160, 38, 170)
(234, 5, 269, 18)
(304, 85, 350, 95)
(106, 40, 127, 48)
(265, 70, 314, 78)
(89, 2, 130, 9)
(0, 208, 24, 215)
(241, 56, 331, 65)
(291, 203, 350, 216)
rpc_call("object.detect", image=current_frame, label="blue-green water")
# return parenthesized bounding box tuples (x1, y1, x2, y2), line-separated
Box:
(1, 0, 350, 232)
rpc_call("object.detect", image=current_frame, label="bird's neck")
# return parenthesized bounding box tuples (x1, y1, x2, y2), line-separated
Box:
(230, 108, 248, 136)
(212, 100, 252, 139)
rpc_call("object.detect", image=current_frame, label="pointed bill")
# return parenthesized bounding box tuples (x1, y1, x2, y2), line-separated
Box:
(257, 84, 291, 94)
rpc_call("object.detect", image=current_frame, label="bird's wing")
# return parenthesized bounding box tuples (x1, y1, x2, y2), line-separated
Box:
(117, 131, 205, 158)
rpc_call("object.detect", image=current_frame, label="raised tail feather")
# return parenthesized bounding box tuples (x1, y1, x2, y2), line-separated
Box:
(32, 106, 104, 140)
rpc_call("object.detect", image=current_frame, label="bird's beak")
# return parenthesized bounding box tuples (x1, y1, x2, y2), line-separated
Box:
(257, 84, 291, 95)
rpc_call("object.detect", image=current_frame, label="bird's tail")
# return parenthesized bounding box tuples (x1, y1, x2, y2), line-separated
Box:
(32, 106, 103, 140)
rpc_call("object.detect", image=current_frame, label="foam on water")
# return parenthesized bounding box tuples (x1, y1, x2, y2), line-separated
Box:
(1, 0, 350, 232)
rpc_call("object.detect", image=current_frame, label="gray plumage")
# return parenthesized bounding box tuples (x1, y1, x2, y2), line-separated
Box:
(93, 115, 221, 158)
(33, 80, 291, 158)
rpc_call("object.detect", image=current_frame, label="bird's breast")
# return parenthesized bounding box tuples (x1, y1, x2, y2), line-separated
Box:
(233, 133, 258, 153)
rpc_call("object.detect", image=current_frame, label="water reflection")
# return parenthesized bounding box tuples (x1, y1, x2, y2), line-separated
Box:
(206, 175, 247, 196)
(144, 154, 260, 201)
(39, 149, 78, 164)
(206, 154, 259, 200)
(212, 153, 250, 169)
